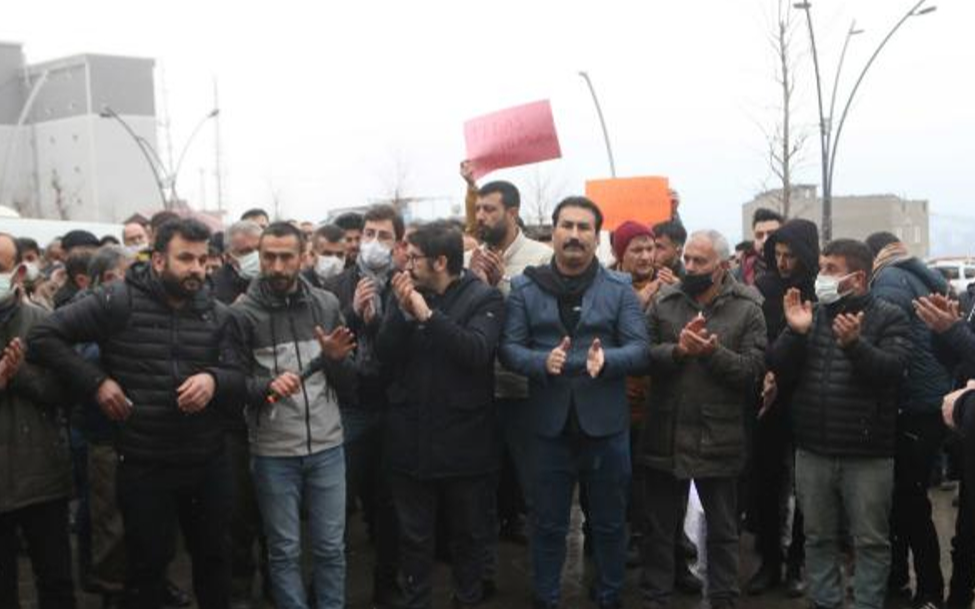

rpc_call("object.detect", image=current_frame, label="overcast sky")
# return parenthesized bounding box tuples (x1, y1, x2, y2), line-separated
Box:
(4, 0, 973, 242)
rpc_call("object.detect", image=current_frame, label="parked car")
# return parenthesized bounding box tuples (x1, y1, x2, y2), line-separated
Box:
(928, 257, 975, 295)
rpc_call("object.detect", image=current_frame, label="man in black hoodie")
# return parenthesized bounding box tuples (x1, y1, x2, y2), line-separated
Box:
(747, 219, 819, 596)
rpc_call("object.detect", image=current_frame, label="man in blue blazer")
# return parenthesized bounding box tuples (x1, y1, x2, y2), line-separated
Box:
(500, 197, 649, 609)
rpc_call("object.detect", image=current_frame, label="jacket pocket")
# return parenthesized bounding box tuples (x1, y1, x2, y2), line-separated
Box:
(699, 401, 744, 459)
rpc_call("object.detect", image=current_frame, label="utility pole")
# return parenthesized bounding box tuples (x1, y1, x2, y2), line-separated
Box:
(212, 77, 224, 214)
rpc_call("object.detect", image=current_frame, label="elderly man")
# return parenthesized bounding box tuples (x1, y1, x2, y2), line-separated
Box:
(640, 230, 767, 609)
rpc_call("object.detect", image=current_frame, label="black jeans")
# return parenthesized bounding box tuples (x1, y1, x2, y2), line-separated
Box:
(890, 411, 946, 601)
(0, 498, 75, 609)
(116, 453, 231, 609)
(641, 471, 740, 604)
(224, 429, 267, 599)
(390, 473, 492, 609)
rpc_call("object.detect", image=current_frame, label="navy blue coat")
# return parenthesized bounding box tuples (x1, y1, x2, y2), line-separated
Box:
(499, 265, 649, 438)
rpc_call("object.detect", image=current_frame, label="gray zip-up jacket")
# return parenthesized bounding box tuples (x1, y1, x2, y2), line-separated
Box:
(233, 275, 356, 457)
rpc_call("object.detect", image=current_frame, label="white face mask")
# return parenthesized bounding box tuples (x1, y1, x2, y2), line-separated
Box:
(236, 251, 261, 280)
(359, 239, 392, 271)
(0, 271, 15, 301)
(315, 255, 344, 280)
(22, 262, 40, 283)
(815, 272, 854, 305)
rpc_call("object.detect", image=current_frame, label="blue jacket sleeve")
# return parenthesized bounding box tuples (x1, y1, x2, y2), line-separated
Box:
(499, 283, 550, 382)
(600, 286, 650, 379)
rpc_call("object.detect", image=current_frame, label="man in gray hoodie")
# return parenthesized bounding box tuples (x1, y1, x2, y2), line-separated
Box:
(233, 222, 357, 609)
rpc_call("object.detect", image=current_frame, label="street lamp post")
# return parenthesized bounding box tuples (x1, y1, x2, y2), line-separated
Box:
(100, 105, 220, 209)
(578, 71, 617, 178)
(793, 0, 935, 243)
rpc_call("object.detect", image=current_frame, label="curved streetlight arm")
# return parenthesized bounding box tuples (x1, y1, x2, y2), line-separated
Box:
(100, 106, 168, 208)
(578, 71, 617, 178)
(826, 21, 862, 153)
(171, 109, 219, 202)
(827, 0, 930, 199)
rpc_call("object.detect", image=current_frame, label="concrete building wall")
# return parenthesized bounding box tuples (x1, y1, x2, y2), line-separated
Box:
(742, 186, 930, 258)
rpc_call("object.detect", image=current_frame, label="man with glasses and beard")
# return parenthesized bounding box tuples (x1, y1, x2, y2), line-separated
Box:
(28, 218, 247, 609)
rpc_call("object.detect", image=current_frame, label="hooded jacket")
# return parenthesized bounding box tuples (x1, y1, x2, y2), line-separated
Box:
(756, 219, 820, 343)
(1, 296, 72, 513)
(870, 252, 952, 413)
(233, 275, 356, 458)
(28, 262, 246, 465)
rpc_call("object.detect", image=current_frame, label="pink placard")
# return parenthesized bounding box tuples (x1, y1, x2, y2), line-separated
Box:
(464, 99, 562, 180)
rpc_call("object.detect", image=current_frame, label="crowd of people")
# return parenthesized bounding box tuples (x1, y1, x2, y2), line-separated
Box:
(2, 165, 975, 609)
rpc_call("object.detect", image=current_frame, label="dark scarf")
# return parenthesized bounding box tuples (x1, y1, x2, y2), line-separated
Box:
(524, 259, 599, 335)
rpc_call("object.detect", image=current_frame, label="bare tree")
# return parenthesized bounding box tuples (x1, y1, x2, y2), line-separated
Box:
(380, 149, 412, 213)
(763, 0, 808, 218)
(524, 166, 566, 227)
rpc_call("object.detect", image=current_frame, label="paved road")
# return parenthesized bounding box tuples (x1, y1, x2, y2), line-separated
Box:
(16, 486, 962, 608)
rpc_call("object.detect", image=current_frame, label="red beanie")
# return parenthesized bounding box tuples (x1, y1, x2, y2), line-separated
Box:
(612, 221, 654, 262)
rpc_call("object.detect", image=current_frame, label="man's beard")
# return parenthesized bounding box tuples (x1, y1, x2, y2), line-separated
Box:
(478, 221, 508, 247)
(267, 272, 297, 294)
(160, 268, 204, 299)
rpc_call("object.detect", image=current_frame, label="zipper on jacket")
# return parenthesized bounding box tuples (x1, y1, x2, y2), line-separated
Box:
(286, 309, 314, 455)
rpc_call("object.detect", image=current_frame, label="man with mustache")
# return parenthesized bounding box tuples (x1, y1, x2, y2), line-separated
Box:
(28, 218, 247, 609)
(501, 197, 648, 609)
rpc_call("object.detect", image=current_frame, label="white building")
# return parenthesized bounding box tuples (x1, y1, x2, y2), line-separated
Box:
(0, 42, 160, 223)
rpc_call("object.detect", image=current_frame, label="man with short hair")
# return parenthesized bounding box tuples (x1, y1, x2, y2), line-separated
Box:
(651, 220, 687, 286)
(501, 197, 649, 609)
(303, 224, 347, 290)
(28, 218, 247, 609)
(377, 220, 504, 609)
(241, 208, 270, 229)
(323, 204, 406, 607)
(213, 220, 263, 305)
(467, 178, 552, 573)
(640, 229, 767, 609)
(747, 219, 820, 597)
(738, 208, 784, 286)
(53, 230, 100, 309)
(333, 212, 365, 267)
(770, 238, 911, 609)
(234, 222, 356, 609)
(866, 231, 952, 607)
(0, 232, 76, 609)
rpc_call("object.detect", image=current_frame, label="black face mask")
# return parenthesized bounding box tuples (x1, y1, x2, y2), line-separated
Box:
(681, 271, 714, 297)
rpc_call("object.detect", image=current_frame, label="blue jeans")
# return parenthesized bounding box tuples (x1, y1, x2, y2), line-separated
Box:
(796, 449, 894, 609)
(532, 430, 630, 606)
(252, 445, 346, 609)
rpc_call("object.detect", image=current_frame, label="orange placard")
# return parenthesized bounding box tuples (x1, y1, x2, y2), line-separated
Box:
(585, 177, 671, 231)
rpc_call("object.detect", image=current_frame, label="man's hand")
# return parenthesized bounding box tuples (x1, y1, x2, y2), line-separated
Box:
(96, 378, 132, 421)
(546, 337, 571, 376)
(943, 380, 975, 429)
(783, 288, 813, 335)
(353, 278, 378, 324)
(759, 371, 778, 419)
(470, 248, 504, 286)
(315, 326, 357, 361)
(914, 294, 962, 334)
(391, 272, 431, 321)
(676, 314, 711, 358)
(268, 372, 301, 401)
(176, 373, 216, 414)
(635, 280, 662, 310)
(587, 338, 605, 378)
(0, 338, 26, 389)
(657, 267, 678, 286)
(833, 312, 864, 348)
(460, 160, 476, 188)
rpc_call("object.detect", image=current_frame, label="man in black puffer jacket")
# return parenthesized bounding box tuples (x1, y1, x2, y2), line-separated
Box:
(28, 218, 246, 609)
(375, 221, 504, 609)
(866, 231, 953, 607)
(769, 238, 910, 609)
